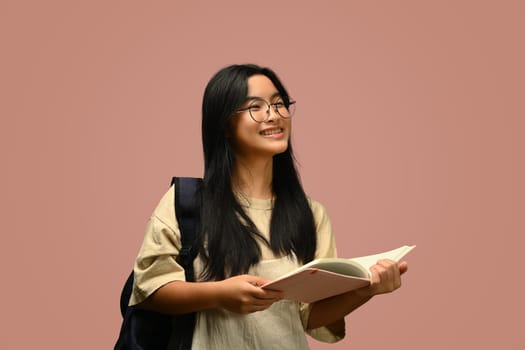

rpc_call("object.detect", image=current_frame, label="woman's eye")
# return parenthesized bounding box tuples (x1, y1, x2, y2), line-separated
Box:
(249, 104, 263, 110)
(272, 102, 285, 109)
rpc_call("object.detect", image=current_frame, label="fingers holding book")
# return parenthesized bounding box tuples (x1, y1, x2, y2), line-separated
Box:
(367, 259, 408, 296)
(217, 274, 284, 314)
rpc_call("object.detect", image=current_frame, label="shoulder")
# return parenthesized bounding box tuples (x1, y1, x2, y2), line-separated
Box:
(307, 196, 327, 213)
(307, 196, 334, 234)
(149, 184, 177, 231)
(307, 196, 330, 222)
(307, 196, 338, 258)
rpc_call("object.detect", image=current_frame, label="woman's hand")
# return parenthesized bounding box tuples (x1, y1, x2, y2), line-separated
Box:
(216, 274, 284, 314)
(356, 259, 408, 297)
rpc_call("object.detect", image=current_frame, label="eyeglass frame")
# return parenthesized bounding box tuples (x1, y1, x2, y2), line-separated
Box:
(235, 97, 296, 123)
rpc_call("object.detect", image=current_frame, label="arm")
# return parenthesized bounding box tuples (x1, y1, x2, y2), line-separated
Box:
(139, 274, 283, 315)
(307, 260, 408, 330)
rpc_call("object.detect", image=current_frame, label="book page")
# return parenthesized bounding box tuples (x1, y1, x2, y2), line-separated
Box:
(350, 245, 415, 273)
(305, 260, 369, 278)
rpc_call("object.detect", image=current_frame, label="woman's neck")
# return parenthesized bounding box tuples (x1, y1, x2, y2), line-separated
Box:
(232, 157, 273, 200)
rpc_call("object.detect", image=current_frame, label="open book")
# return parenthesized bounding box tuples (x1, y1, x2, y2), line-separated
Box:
(262, 245, 415, 303)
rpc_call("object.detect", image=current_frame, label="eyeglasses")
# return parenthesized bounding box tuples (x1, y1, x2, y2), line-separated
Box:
(235, 97, 296, 123)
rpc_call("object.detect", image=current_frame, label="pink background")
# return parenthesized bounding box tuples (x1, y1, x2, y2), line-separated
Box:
(1, 1, 524, 349)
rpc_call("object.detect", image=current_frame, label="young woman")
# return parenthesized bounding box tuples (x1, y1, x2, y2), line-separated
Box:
(129, 64, 408, 349)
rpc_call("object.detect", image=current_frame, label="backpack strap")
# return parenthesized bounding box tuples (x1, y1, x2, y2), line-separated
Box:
(171, 177, 202, 282)
(168, 177, 202, 350)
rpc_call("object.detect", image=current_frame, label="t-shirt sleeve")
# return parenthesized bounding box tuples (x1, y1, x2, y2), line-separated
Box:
(129, 185, 187, 306)
(300, 198, 346, 343)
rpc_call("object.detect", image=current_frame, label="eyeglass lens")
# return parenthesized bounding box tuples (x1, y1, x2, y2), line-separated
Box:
(249, 99, 295, 122)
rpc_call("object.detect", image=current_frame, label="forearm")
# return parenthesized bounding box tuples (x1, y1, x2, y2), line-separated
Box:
(137, 274, 283, 315)
(307, 290, 372, 330)
(138, 280, 222, 315)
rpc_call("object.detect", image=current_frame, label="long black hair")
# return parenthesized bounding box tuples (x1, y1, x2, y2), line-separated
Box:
(199, 64, 317, 280)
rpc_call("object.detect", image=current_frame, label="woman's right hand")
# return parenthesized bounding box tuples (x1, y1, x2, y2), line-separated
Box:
(216, 275, 284, 314)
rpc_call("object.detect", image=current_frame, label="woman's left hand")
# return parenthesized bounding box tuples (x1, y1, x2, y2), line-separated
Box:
(306, 260, 409, 329)
(357, 260, 408, 297)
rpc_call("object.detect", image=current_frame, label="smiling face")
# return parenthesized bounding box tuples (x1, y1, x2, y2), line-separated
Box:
(229, 74, 291, 161)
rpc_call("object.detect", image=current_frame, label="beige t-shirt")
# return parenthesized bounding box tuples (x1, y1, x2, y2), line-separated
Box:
(131, 185, 345, 349)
